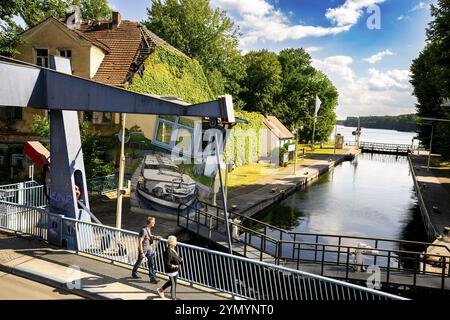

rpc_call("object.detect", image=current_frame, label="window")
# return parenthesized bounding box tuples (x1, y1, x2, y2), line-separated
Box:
(155, 121, 173, 145)
(153, 116, 197, 157)
(58, 49, 72, 60)
(35, 49, 49, 68)
(0, 107, 22, 121)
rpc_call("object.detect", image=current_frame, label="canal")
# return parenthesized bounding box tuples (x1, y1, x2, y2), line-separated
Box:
(254, 127, 428, 251)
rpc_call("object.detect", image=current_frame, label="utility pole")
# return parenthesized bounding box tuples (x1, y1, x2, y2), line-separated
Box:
(116, 113, 126, 229)
(427, 124, 434, 172)
(311, 96, 321, 151)
(333, 123, 337, 155)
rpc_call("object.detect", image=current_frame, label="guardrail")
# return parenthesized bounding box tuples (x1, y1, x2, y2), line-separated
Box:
(0, 181, 47, 208)
(407, 155, 440, 241)
(87, 174, 131, 197)
(0, 200, 406, 300)
(179, 201, 450, 290)
(346, 141, 411, 154)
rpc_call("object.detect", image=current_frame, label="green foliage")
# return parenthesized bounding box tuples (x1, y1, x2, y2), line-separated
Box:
(280, 49, 337, 144)
(144, 0, 246, 104)
(410, 0, 450, 159)
(0, 17, 24, 56)
(239, 50, 282, 114)
(341, 115, 417, 132)
(31, 115, 114, 178)
(72, 0, 112, 20)
(224, 111, 264, 166)
(128, 46, 214, 103)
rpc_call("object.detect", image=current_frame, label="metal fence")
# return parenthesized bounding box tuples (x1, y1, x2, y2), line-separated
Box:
(179, 201, 450, 291)
(0, 181, 47, 208)
(0, 200, 406, 300)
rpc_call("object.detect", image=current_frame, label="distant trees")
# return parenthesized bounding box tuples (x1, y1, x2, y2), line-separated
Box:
(340, 115, 417, 132)
(410, 0, 450, 159)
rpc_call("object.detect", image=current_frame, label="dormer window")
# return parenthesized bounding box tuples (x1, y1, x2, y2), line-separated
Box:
(59, 49, 72, 60)
(35, 48, 49, 68)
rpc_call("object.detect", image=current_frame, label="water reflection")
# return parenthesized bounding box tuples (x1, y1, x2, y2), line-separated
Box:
(257, 153, 427, 243)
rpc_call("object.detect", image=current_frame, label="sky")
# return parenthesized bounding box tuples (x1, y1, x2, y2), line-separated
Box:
(107, 0, 435, 119)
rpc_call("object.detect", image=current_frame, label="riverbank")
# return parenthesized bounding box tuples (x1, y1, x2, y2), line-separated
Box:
(218, 146, 360, 217)
(408, 154, 450, 241)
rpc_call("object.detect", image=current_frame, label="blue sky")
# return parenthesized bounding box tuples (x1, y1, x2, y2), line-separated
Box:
(109, 0, 435, 119)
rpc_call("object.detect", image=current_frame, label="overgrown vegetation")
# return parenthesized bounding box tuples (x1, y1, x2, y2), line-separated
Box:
(224, 111, 264, 166)
(128, 46, 214, 103)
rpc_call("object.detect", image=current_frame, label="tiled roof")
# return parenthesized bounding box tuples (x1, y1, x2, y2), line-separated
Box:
(78, 20, 142, 87)
(264, 116, 294, 140)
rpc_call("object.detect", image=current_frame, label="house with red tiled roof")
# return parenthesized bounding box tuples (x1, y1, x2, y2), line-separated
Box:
(0, 11, 214, 179)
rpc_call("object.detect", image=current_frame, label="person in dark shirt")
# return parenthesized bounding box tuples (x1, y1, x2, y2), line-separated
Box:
(157, 235, 182, 299)
(132, 216, 160, 284)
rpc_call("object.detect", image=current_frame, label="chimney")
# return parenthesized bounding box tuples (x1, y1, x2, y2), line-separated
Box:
(112, 11, 122, 28)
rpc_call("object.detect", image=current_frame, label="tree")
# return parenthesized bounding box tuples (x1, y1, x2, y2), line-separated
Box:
(144, 0, 246, 106)
(410, 0, 450, 159)
(0, 0, 24, 56)
(72, 0, 111, 20)
(276, 48, 338, 143)
(239, 50, 282, 114)
(31, 115, 115, 177)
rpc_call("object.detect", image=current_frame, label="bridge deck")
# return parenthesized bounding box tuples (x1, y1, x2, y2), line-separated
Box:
(0, 232, 229, 300)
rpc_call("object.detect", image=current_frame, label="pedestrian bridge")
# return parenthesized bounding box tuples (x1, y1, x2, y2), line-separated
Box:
(345, 141, 413, 155)
(0, 181, 405, 300)
(177, 200, 450, 292)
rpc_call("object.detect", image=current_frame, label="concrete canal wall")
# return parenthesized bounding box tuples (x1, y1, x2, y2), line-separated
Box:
(408, 154, 450, 241)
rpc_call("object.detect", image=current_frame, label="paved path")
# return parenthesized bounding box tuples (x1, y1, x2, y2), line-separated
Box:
(0, 232, 229, 300)
(409, 154, 450, 237)
(0, 271, 84, 300)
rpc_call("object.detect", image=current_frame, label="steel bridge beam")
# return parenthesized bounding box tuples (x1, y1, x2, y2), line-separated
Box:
(0, 56, 235, 123)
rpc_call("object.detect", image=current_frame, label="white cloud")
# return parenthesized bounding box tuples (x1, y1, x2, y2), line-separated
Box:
(311, 55, 416, 117)
(312, 56, 355, 82)
(325, 0, 386, 27)
(211, 0, 368, 51)
(305, 46, 322, 54)
(364, 49, 396, 64)
(410, 1, 429, 12)
(367, 68, 411, 91)
(397, 1, 430, 22)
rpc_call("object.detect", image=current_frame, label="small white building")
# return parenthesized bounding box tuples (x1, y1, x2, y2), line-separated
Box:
(260, 115, 295, 163)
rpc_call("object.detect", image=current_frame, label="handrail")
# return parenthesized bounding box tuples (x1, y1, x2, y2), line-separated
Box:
(0, 200, 407, 300)
(179, 201, 450, 289)
(196, 200, 450, 255)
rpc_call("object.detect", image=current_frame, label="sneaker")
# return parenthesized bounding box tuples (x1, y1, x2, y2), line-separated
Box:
(132, 273, 141, 279)
(150, 279, 160, 284)
(157, 288, 165, 299)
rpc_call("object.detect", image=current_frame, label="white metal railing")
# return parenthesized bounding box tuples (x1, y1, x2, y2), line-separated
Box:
(0, 181, 47, 208)
(0, 199, 407, 300)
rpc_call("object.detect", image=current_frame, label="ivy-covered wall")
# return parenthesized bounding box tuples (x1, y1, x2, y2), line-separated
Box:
(128, 46, 215, 103)
(224, 110, 264, 166)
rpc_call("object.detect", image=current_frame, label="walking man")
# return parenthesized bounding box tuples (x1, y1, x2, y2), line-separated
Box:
(132, 216, 160, 284)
